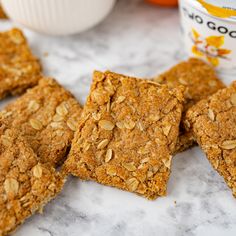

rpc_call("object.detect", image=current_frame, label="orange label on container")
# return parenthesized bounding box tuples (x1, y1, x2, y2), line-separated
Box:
(197, 0, 236, 18)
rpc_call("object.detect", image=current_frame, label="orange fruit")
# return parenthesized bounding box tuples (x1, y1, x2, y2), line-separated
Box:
(146, 0, 178, 7)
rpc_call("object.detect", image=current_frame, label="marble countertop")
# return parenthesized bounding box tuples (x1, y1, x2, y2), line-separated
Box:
(1, 0, 236, 235)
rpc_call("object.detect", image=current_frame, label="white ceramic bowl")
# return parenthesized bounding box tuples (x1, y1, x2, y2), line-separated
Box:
(1, 0, 116, 35)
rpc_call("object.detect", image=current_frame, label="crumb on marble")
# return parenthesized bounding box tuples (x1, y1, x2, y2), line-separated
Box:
(43, 52, 49, 57)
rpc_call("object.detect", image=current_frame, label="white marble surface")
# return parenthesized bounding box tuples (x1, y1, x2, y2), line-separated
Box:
(1, 0, 236, 235)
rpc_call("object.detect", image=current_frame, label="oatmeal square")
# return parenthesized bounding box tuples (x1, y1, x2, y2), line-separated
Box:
(185, 82, 236, 198)
(0, 125, 65, 236)
(154, 58, 225, 153)
(0, 5, 7, 19)
(65, 71, 184, 199)
(0, 78, 82, 166)
(0, 28, 42, 99)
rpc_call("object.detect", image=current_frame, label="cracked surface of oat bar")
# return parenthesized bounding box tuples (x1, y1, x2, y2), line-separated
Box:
(0, 77, 82, 166)
(154, 58, 225, 153)
(0, 125, 65, 236)
(185, 82, 236, 198)
(65, 71, 184, 200)
(0, 28, 42, 99)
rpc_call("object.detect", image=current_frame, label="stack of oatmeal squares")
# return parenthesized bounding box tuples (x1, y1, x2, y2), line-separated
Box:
(0, 28, 235, 235)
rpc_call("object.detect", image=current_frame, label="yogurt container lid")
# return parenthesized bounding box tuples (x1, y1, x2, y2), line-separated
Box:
(189, 0, 236, 20)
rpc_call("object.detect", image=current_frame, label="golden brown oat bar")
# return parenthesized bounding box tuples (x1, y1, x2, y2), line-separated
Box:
(65, 71, 184, 200)
(154, 58, 225, 153)
(0, 125, 65, 236)
(154, 58, 225, 111)
(185, 82, 236, 198)
(0, 5, 7, 19)
(0, 78, 82, 166)
(0, 28, 42, 99)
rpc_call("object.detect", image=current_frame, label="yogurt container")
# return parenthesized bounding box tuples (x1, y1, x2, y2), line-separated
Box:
(179, 0, 236, 72)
